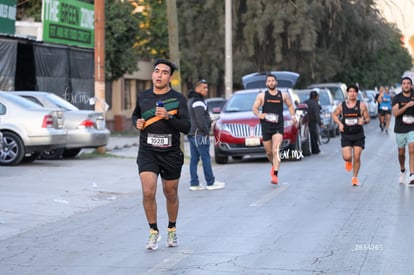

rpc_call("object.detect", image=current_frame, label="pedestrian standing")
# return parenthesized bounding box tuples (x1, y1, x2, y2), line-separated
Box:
(131, 58, 191, 250)
(332, 84, 370, 186)
(392, 76, 414, 184)
(187, 79, 225, 191)
(252, 73, 297, 184)
(304, 90, 323, 154)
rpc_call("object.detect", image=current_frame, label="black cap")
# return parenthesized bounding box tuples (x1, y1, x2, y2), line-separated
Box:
(154, 58, 178, 75)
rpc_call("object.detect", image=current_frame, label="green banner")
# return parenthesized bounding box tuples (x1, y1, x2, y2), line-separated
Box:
(0, 0, 16, 35)
(42, 0, 94, 48)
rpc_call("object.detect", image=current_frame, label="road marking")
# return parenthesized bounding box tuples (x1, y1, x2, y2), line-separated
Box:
(145, 249, 192, 275)
(249, 183, 289, 207)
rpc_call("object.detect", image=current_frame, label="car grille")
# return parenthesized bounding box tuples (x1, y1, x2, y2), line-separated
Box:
(224, 123, 262, 137)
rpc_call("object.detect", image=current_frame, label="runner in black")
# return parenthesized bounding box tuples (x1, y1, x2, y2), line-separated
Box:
(252, 73, 297, 185)
(131, 58, 191, 250)
(332, 84, 370, 186)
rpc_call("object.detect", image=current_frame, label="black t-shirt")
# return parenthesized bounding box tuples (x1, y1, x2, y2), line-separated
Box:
(131, 88, 191, 152)
(341, 100, 363, 136)
(392, 91, 414, 133)
(260, 90, 284, 129)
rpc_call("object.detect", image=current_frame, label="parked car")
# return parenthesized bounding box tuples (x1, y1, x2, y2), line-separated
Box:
(0, 130, 3, 151)
(205, 97, 227, 121)
(213, 72, 310, 164)
(292, 88, 339, 137)
(363, 90, 379, 118)
(307, 83, 347, 105)
(13, 91, 110, 159)
(0, 91, 67, 165)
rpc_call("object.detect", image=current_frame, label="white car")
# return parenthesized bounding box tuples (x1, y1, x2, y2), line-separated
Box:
(360, 90, 378, 118)
(13, 91, 110, 159)
(0, 92, 67, 165)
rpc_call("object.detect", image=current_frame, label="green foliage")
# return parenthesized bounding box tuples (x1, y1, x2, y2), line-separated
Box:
(105, 1, 141, 81)
(15, 0, 414, 89)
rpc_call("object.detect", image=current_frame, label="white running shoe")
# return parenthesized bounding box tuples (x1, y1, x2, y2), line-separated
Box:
(409, 174, 414, 185)
(145, 229, 161, 250)
(206, 181, 225, 190)
(189, 185, 206, 191)
(399, 170, 407, 184)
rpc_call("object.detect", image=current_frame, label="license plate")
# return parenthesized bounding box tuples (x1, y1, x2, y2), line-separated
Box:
(245, 137, 260, 146)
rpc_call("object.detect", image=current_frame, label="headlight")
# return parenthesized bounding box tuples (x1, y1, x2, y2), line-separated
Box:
(322, 112, 331, 119)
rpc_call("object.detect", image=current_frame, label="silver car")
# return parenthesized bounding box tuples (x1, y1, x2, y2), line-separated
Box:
(0, 91, 67, 165)
(13, 91, 110, 159)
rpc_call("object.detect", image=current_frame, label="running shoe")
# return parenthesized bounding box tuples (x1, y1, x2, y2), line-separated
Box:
(145, 229, 161, 250)
(206, 181, 226, 190)
(399, 170, 407, 184)
(271, 175, 278, 185)
(352, 177, 359, 186)
(345, 161, 352, 172)
(166, 227, 179, 247)
(189, 185, 206, 191)
(409, 174, 414, 185)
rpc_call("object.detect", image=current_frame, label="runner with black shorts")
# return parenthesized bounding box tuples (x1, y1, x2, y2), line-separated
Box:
(132, 59, 191, 250)
(252, 73, 297, 185)
(332, 84, 370, 186)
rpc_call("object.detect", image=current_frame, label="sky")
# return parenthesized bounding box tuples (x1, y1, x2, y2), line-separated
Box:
(376, 0, 414, 56)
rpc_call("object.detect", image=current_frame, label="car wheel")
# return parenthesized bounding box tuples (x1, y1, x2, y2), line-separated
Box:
(62, 148, 82, 158)
(0, 132, 25, 166)
(302, 129, 311, 156)
(40, 149, 65, 160)
(214, 147, 228, 164)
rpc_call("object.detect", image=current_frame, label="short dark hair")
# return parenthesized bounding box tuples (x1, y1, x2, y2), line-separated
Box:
(309, 90, 318, 99)
(401, 76, 413, 85)
(346, 84, 359, 93)
(266, 73, 277, 81)
(154, 58, 178, 75)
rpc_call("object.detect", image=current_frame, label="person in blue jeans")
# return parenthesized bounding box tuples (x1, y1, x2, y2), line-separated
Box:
(187, 79, 225, 191)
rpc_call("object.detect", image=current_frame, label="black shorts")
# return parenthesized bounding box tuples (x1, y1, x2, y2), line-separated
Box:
(262, 123, 284, 141)
(341, 133, 365, 149)
(379, 110, 391, 116)
(137, 148, 184, 180)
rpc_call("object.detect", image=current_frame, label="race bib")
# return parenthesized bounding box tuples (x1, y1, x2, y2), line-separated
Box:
(264, 113, 279, 123)
(402, 115, 414, 124)
(344, 118, 358, 126)
(381, 106, 389, 111)
(147, 133, 172, 148)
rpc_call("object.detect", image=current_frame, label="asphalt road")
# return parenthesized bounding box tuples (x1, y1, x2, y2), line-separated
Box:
(1, 118, 414, 274)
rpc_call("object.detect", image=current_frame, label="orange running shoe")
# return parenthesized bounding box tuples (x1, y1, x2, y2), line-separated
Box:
(345, 161, 352, 172)
(270, 165, 274, 177)
(271, 174, 278, 185)
(352, 177, 359, 186)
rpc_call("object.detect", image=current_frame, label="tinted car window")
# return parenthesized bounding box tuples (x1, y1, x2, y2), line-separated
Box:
(319, 92, 331, 106)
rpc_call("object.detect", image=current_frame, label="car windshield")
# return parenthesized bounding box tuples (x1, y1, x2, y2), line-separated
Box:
(224, 91, 288, 112)
(1, 93, 47, 110)
(45, 93, 79, 111)
(318, 92, 331, 106)
(325, 87, 344, 101)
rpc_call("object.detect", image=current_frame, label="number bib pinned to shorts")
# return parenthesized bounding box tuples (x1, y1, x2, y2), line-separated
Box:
(147, 133, 172, 148)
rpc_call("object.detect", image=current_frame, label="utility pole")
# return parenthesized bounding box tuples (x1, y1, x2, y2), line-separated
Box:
(95, 0, 106, 153)
(166, 0, 181, 92)
(225, 0, 232, 99)
(166, 0, 185, 152)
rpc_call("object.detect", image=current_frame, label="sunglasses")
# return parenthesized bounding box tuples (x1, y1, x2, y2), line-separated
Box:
(196, 79, 207, 86)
